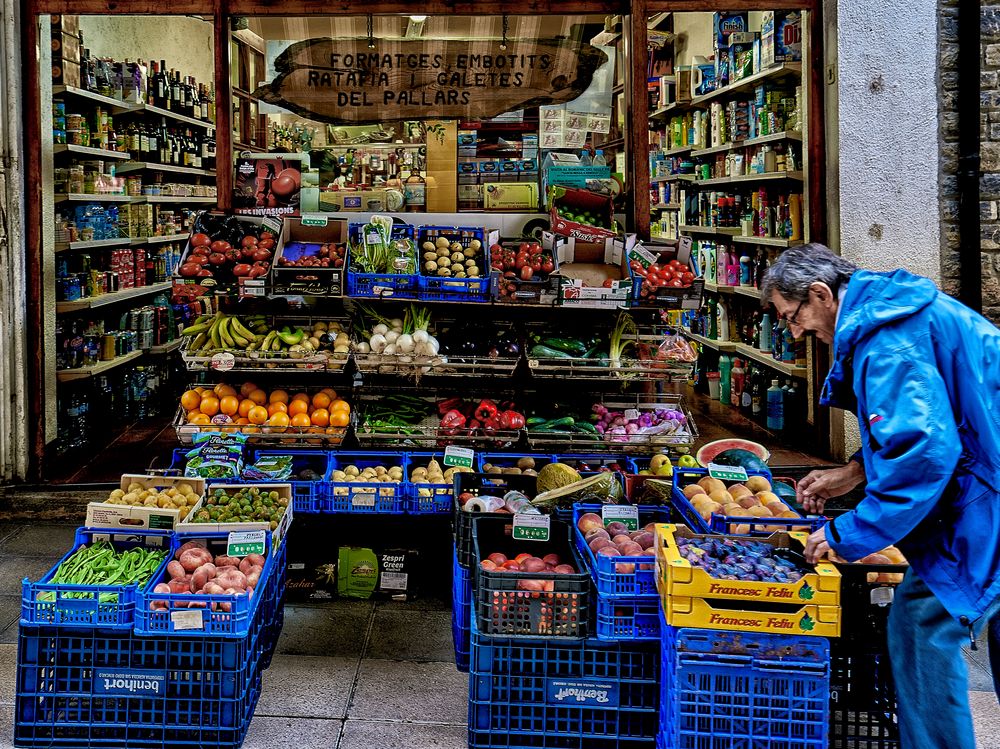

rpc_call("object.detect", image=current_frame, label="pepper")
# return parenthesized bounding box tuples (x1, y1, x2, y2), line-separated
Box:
(499, 410, 526, 430)
(475, 399, 499, 422)
(437, 396, 464, 416)
(482, 415, 501, 436)
(440, 409, 467, 431)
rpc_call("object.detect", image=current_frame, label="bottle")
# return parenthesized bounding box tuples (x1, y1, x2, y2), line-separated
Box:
(726, 249, 740, 287)
(578, 149, 592, 167)
(730, 358, 745, 408)
(759, 312, 772, 352)
(706, 296, 718, 339)
(772, 318, 784, 360)
(717, 298, 730, 342)
(740, 364, 754, 414)
(404, 167, 425, 212)
(739, 254, 752, 286)
(716, 243, 727, 285)
(704, 243, 717, 284)
(754, 250, 769, 289)
(782, 325, 796, 362)
(592, 149, 606, 167)
(718, 355, 732, 405)
(767, 379, 785, 430)
(750, 369, 765, 418)
(785, 379, 801, 435)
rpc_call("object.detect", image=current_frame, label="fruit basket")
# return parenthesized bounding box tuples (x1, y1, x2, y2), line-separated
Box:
(573, 504, 670, 599)
(453, 472, 539, 569)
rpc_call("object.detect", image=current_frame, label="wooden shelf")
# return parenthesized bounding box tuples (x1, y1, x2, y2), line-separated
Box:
(703, 281, 763, 301)
(649, 103, 680, 120)
(55, 237, 133, 253)
(681, 328, 736, 352)
(679, 225, 741, 237)
(147, 338, 183, 355)
(691, 171, 804, 187)
(648, 12, 672, 28)
(116, 162, 216, 177)
(690, 131, 803, 159)
(733, 235, 794, 249)
(599, 137, 625, 151)
(651, 174, 695, 184)
(54, 193, 133, 203)
(56, 349, 145, 382)
(679, 328, 807, 378)
(689, 63, 803, 107)
(53, 144, 130, 160)
(663, 144, 693, 156)
(55, 282, 172, 314)
(132, 103, 215, 131)
(651, 203, 681, 211)
(52, 85, 132, 114)
(142, 195, 217, 204)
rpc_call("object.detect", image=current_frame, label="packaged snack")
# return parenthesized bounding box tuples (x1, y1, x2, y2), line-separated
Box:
(243, 454, 294, 481)
(183, 433, 248, 480)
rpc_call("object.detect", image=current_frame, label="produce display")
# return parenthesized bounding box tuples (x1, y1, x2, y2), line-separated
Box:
(349, 216, 417, 275)
(409, 458, 472, 493)
(104, 481, 200, 510)
(479, 551, 577, 577)
(148, 541, 266, 610)
(181, 314, 350, 365)
(577, 513, 658, 573)
(531, 471, 624, 510)
(679, 475, 807, 532)
(480, 456, 544, 476)
(829, 545, 908, 583)
(331, 462, 404, 489)
(491, 239, 558, 299)
(360, 395, 525, 448)
(629, 257, 697, 302)
(38, 542, 167, 601)
(419, 232, 484, 279)
(277, 241, 346, 268)
(177, 215, 276, 283)
(459, 489, 541, 515)
(592, 403, 691, 444)
(695, 439, 771, 470)
(178, 383, 350, 435)
(188, 486, 289, 529)
(553, 205, 610, 230)
(674, 535, 809, 583)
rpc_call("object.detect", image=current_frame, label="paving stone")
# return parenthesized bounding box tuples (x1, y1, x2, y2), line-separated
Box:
(0, 704, 13, 749)
(276, 602, 372, 658)
(242, 716, 341, 749)
(366, 610, 455, 663)
(0, 645, 15, 705)
(339, 719, 466, 749)
(257, 654, 358, 720)
(376, 594, 452, 613)
(972, 690, 1000, 749)
(349, 659, 468, 724)
(0, 558, 59, 596)
(1, 524, 79, 557)
(0, 597, 22, 631)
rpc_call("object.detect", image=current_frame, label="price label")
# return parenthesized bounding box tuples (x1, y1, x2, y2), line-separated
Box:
(261, 216, 283, 235)
(227, 529, 266, 558)
(624, 409, 641, 422)
(444, 445, 475, 469)
(210, 352, 235, 372)
(627, 245, 659, 269)
(601, 505, 639, 531)
(300, 213, 328, 227)
(351, 492, 376, 508)
(170, 609, 204, 631)
(513, 513, 550, 542)
(870, 586, 895, 607)
(371, 285, 393, 297)
(707, 463, 749, 482)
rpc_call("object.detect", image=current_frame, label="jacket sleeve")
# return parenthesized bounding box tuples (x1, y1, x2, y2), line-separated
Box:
(828, 351, 960, 562)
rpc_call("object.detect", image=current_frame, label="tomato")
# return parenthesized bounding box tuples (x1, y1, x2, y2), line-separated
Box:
(225, 248, 242, 263)
(252, 248, 272, 262)
(532, 258, 542, 272)
(681, 272, 695, 285)
(602, 279, 614, 288)
(257, 238, 275, 251)
(528, 242, 542, 256)
(210, 240, 230, 253)
(541, 259, 555, 274)
(207, 252, 227, 266)
(241, 236, 258, 248)
(190, 233, 211, 247)
(249, 265, 268, 278)
(260, 231, 274, 240)
(669, 277, 684, 287)
(661, 268, 675, 281)
(669, 259, 685, 270)
(179, 262, 202, 277)
(519, 265, 535, 281)
(195, 268, 213, 278)
(231, 263, 252, 277)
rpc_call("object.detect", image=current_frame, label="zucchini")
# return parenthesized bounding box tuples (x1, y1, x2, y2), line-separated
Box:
(541, 337, 589, 356)
(530, 416, 576, 432)
(574, 421, 598, 434)
(530, 344, 576, 359)
(526, 417, 548, 426)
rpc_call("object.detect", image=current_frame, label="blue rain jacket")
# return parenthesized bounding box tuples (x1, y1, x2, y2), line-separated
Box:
(821, 269, 1000, 624)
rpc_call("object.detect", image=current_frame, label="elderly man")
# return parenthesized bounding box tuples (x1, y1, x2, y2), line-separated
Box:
(760, 243, 1000, 749)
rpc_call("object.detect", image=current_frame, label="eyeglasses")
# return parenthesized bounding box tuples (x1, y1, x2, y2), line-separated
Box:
(782, 299, 806, 326)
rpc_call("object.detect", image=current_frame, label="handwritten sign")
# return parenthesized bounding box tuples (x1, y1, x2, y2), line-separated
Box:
(255, 38, 607, 125)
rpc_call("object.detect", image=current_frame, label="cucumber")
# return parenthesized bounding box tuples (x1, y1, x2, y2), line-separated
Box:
(541, 337, 589, 356)
(530, 344, 576, 359)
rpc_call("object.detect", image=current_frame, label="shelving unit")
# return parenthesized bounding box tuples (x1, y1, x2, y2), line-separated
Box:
(116, 162, 216, 177)
(55, 349, 145, 382)
(733, 235, 793, 249)
(53, 144, 130, 160)
(691, 171, 804, 187)
(679, 328, 807, 378)
(55, 281, 172, 313)
(54, 234, 189, 252)
(142, 195, 217, 204)
(148, 338, 183, 355)
(679, 225, 740, 237)
(54, 193, 133, 203)
(689, 63, 802, 107)
(690, 131, 802, 159)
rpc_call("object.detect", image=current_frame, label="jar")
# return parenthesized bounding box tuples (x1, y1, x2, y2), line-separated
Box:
(67, 166, 85, 194)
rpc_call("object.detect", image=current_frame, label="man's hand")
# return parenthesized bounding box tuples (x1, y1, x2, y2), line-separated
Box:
(804, 524, 831, 564)
(796, 461, 866, 514)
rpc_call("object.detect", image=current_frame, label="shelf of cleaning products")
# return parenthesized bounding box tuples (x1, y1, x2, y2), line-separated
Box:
(690, 170, 804, 187)
(651, 203, 682, 212)
(733, 235, 794, 248)
(679, 225, 741, 237)
(689, 63, 803, 107)
(680, 328, 808, 378)
(689, 131, 803, 159)
(702, 281, 762, 301)
(55, 234, 188, 253)
(652, 174, 696, 184)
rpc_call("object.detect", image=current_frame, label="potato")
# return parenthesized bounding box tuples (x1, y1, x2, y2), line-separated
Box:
(425, 261, 438, 272)
(450, 241, 463, 253)
(422, 241, 436, 252)
(455, 271, 467, 278)
(127, 482, 143, 493)
(467, 265, 480, 277)
(435, 237, 450, 249)
(450, 252, 464, 263)
(423, 251, 437, 262)
(468, 239, 482, 251)
(464, 258, 476, 268)
(438, 268, 452, 277)
(143, 496, 159, 507)
(451, 263, 464, 273)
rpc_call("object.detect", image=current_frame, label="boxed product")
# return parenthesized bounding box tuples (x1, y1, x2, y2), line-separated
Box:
(85, 474, 206, 531)
(762, 11, 803, 68)
(499, 160, 520, 183)
(337, 547, 420, 600)
(286, 555, 337, 602)
(482, 183, 539, 211)
(545, 232, 634, 309)
(52, 58, 80, 87)
(541, 152, 612, 198)
(271, 214, 348, 296)
(233, 154, 307, 218)
(713, 11, 749, 49)
(50, 14, 80, 34)
(549, 186, 616, 250)
(175, 483, 294, 555)
(319, 189, 365, 212)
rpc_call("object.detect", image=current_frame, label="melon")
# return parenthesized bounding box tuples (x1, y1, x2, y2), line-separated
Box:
(771, 480, 798, 502)
(711, 449, 770, 475)
(536, 463, 582, 493)
(695, 439, 770, 467)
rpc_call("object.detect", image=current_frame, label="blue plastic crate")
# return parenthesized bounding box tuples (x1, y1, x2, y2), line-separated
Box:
(558, 454, 637, 475)
(321, 452, 408, 514)
(406, 452, 454, 515)
(452, 547, 471, 672)
(134, 532, 276, 638)
(477, 453, 558, 472)
(468, 611, 659, 748)
(21, 528, 175, 630)
(659, 617, 830, 749)
(708, 514, 824, 536)
(346, 222, 418, 299)
(573, 504, 668, 599)
(416, 226, 491, 302)
(250, 449, 330, 514)
(259, 538, 287, 670)
(596, 597, 661, 642)
(15, 623, 263, 749)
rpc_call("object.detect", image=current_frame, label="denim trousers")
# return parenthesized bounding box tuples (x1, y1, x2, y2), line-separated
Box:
(888, 570, 1000, 749)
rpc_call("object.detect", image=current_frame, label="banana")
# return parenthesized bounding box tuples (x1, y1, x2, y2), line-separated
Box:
(219, 317, 237, 349)
(189, 331, 208, 350)
(208, 316, 223, 350)
(181, 320, 212, 336)
(271, 334, 283, 352)
(260, 330, 277, 352)
(229, 316, 257, 342)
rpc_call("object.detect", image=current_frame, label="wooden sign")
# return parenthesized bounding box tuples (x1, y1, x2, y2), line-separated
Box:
(254, 38, 608, 125)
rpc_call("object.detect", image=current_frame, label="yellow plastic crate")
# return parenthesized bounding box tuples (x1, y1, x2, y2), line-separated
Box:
(661, 595, 841, 637)
(654, 523, 841, 606)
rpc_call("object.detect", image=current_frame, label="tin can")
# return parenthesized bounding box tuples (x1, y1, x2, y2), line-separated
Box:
(100, 333, 117, 361)
(83, 335, 100, 365)
(61, 274, 83, 301)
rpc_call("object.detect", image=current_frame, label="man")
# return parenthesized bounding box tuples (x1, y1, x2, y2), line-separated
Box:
(760, 244, 1000, 749)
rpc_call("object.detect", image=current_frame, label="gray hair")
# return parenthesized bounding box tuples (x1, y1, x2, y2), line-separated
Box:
(760, 243, 858, 302)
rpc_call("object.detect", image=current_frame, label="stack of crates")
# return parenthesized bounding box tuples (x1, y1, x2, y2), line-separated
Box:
(451, 547, 472, 673)
(15, 528, 285, 749)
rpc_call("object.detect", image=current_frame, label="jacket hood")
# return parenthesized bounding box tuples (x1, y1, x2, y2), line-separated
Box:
(821, 269, 939, 408)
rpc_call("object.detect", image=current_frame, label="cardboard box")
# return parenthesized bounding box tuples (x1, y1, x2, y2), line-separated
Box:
(51, 32, 81, 64)
(233, 155, 307, 218)
(50, 14, 80, 35)
(478, 160, 500, 182)
(662, 596, 841, 637)
(175, 483, 294, 555)
(337, 546, 420, 600)
(271, 215, 347, 296)
(286, 556, 337, 602)
(458, 131, 478, 157)
(499, 160, 520, 183)
(482, 183, 538, 211)
(458, 184, 483, 211)
(52, 58, 80, 88)
(319, 189, 365, 212)
(762, 11, 802, 68)
(713, 11, 749, 49)
(175, 213, 283, 298)
(549, 187, 617, 250)
(549, 233, 634, 309)
(85, 474, 207, 531)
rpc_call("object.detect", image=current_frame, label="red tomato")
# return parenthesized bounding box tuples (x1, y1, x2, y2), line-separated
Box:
(225, 248, 242, 263)
(669, 277, 684, 287)
(252, 248, 272, 262)
(195, 268, 213, 278)
(249, 265, 268, 278)
(519, 265, 534, 281)
(669, 259, 685, 270)
(528, 242, 542, 256)
(241, 236, 258, 248)
(209, 240, 230, 253)
(207, 252, 227, 266)
(232, 264, 252, 277)
(260, 231, 274, 240)
(532, 258, 542, 272)
(257, 238, 275, 251)
(191, 245, 211, 256)
(602, 279, 614, 288)
(179, 262, 201, 278)
(541, 259, 555, 274)
(190, 233, 211, 247)
(681, 272, 695, 285)
(188, 253, 210, 265)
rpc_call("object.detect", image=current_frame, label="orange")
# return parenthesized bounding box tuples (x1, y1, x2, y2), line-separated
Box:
(239, 381, 259, 397)
(195, 386, 209, 396)
(329, 410, 350, 428)
(267, 401, 288, 417)
(266, 412, 290, 432)
(288, 399, 309, 417)
(238, 398, 255, 418)
(242, 425, 260, 434)
(247, 405, 269, 425)
(269, 389, 289, 404)
(309, 407, 330, 427)
(234, 417, 250, 426)
(188, 413, 211, 425)
(291, 392, 310, 403)
(180, 389, 202, 411)
(325, 425, 344, 437)
(214, 383, 237, 398)
(219, 395, 240, 416)
(311, 392, 331, 410)
(247, 389, 267, 405)
(290, 413, 312, 428)
(320, 387, 337, 400)
(330, 399, 350, 413)
(199, 396, 220, 416)
(186, 408, 202, 422)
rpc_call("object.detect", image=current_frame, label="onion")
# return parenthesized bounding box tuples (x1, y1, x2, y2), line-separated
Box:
(388, 318, 403, 330)
(372, 323, 389, 336)
(385, 330, 400, 344)
(412, 330, 429, 344)
(369, 334, 387, 353)
(426, 337, 440, 355)
(396, 333, 414, 353)
(356, 341, 371, 354)
(383, 343, 398, 356)
(398, 355, 413, 363)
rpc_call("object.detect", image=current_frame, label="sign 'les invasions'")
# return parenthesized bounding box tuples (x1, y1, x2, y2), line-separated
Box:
(254, 38, 608, 124)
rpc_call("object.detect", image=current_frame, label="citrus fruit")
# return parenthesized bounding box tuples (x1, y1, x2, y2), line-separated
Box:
(214, 383, 237, 398)
(199, 396, 220, 416)
(291, 392, 310, 403)
(288, 399, 309, 417)
(266, 412, 290, 432)
(219, 395, 240, 416)
(248, 406, 268, 425)
(309, 407, 330, 427)
(247, 389, 268, 405)
(331, 399, 350, 413)
(267, 401, 288, 417)
(330, 410, 350, 428)
(188, 413, 211, 425)
(269, 389, 289, 404)
(186, 408, 201, 422)
(180, 389, 202, 411)
(311, 392, 332, 409)
(242, 425, 260, 434)
(239, 381, 258, 397)
(234, 417, 250, 426)
(195, 386, 209, 396)
(238, 399, 255, 418)
(290, 413, 312, 428)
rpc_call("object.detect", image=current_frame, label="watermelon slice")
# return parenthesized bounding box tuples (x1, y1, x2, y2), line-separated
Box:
(695, 438, 771, 467)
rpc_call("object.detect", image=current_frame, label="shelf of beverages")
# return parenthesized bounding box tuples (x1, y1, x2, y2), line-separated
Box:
(116, 162, 216, 178)
(55, 281, 172, 314)
(55, 348, 144, 382)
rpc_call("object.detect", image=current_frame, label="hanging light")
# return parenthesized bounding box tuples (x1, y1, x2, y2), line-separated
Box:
(499, 15, 509, 51)
(367, 15, 376, 49)
(409, 15, 427, 22)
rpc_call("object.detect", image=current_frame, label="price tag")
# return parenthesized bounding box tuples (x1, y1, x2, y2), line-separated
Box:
(707, 463, 749, 482)
(351, 493, 376, 508)
(210, 352, 235, 372)
(870, 586, 895, 607)
(170, 609, 204, 631)
(300, 213, 328, 227)
(513, 513, 550, 542)
(601, 505, 639, 531)
(627, 245, 659, 269)
(624, 409, 641, 422)
(227, 529, 266, 558)
(444, 445, 475, 469)
(372, 285, 393, 296)
(261, 217, 283, 235)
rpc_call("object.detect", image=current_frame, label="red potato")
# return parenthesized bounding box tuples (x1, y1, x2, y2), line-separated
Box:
(150, 600, 168, 611)
(166, 561, 185, 579)
(214, 555, 241, 568)
(203, 581, 226, 595)
(244, 553, 266, 568)
(153, 583, 171, 594)
(176, 541, 204, 558)
(187, 601, 207, 609)
(179, 549, 211, 573)
(239, 557, 256, 575)
(216, 564, 238, 573)
(245, 568, 262, 588)
(217, 569, 248, 591)
(167, 578, 190, 594)
(191, 563, 217, 592)
(215, 601, 232, 613)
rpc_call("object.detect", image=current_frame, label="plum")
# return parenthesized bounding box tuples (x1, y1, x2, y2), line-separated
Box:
(605, 521, 628, 537)
(589, 537, 613, 553)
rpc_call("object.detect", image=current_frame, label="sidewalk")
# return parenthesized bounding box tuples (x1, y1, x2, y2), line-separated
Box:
(0, 520, 995, 748)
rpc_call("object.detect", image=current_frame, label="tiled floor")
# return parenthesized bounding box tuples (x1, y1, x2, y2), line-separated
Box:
(0, 520, 997, 748)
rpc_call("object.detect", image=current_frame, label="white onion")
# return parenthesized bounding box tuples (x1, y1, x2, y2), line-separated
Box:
(385, 330, 400, 344)
(427, 337, 440, 355)
(373, 323, 389, 336)
(369, 334, 387, 353)
(398, 355, 413, 363)
(396, 333, 415, 353)
(414, 342, 430, 356)
(388, 318, 403, 330)
(383, 343, 398, 356)
(356, 342, 371, 354)
(412, 330, 429, 344)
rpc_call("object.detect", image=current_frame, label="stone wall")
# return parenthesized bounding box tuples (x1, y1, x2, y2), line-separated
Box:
(981, 8, 1000, 322)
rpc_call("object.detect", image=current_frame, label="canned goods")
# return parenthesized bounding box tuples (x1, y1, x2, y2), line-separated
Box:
(83, 335, 100, 365)
(100, 333, 117, 361)
(65, 114, 84, 130)
(137, 329, 154, 350)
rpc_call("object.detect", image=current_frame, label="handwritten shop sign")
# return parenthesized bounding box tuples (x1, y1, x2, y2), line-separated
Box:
(254, 38, 607, 124)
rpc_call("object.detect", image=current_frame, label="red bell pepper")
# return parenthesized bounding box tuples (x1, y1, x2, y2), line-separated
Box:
(475, 399, 499, 422)
(440, 409, 467, 431)
(499, 410, 526, 430)
(437, 397, 463, 416)
(482, 416, 501, 436)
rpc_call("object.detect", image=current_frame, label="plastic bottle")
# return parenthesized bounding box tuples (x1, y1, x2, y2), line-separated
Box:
(767, 379, 785, 430)
(759, 312, 772, 352)
(782, 325, 796, 362)
(740, 364, 754, 414)
(739, 255, 752, 285)
(716, 243, 727, 285)
(730, 358, 745, 408)
(785, 379, 800, 434)
(704, 243, 717, 284)
(706, 296, 718, 339)
(718, 355, 732, 404)
(773, 318, 784, 360)
(578, 149, 592, 167)
(592, 149, 606, 167)
(726, 249, 740, 287)
(750, 369, 765, 418)
(717, 298, 730, 342)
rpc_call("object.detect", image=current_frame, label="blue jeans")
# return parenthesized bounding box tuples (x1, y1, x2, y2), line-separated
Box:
(888, 570, 1000, 749)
